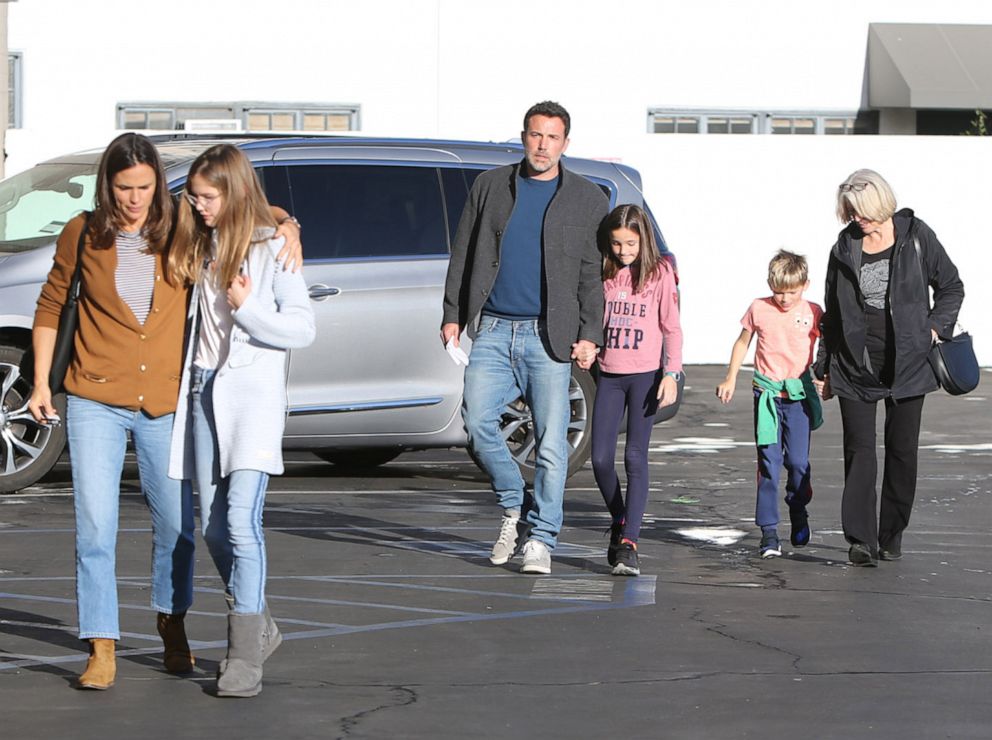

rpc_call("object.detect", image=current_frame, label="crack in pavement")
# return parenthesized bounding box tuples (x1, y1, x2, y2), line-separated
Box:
(337, 686, 417, 739)
(688, 607, 806, 673)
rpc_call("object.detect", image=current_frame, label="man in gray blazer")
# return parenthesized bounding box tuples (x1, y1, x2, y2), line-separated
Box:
(441, 101, 608, 574)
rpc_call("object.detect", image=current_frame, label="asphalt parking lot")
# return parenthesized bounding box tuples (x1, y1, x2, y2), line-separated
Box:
(2, 365, 990, 740)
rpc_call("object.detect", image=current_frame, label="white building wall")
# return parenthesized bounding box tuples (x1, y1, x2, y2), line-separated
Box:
(7, 0, 992, 363)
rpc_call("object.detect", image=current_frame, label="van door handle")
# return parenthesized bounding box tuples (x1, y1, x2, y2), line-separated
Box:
(308, 284, 340, 301)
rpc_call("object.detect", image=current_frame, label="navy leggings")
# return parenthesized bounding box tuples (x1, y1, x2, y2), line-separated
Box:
(590, 370, 660, 543)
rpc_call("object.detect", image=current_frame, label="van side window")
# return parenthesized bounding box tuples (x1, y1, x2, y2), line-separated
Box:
(439, 167, 482, 246)
(269, 164, 448, 260)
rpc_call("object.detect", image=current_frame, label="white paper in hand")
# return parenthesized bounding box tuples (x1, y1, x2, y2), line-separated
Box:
(445, 338, 470, 367)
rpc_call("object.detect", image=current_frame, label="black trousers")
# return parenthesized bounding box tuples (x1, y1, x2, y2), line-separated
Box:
(838, 394, 925, 551)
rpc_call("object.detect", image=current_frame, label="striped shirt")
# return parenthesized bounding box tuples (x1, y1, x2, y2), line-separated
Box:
(114, 230, 156, 325)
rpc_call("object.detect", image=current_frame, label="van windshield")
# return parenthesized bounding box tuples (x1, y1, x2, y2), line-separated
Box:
(0, 163, 98, 253)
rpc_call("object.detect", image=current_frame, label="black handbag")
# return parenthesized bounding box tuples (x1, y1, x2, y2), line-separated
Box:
(913, 235, 979, 396)
(48, 215, 89, 393)
(929, 332, 980, 396)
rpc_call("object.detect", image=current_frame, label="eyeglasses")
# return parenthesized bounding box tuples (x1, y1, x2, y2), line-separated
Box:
(184, 191, 220, 208)
(839, 182, 869, 192)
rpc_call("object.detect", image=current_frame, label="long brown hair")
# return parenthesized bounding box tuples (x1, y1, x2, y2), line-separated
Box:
(90, 132, 173, 252)
(171, 144, 277, 287)
(599, 204, 670, 293)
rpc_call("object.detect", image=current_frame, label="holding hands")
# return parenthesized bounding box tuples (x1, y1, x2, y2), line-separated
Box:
(571, 340, 598, 371)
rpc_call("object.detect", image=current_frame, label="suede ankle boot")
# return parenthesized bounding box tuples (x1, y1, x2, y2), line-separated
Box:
(77, 638, 116, 690)
(217, 605, 281, 679)
(216, 613, 267, 698)
(157, 611, 195, 674)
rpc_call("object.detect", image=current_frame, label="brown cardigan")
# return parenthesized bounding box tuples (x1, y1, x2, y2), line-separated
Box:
(34, 214, 189, 416)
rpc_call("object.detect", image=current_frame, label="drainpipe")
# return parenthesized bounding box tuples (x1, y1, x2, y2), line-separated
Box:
(0, 1, 9, 179)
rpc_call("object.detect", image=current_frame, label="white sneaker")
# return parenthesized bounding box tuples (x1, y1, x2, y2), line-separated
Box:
(489, 513, 523, 565)
(519, 539, 551, 575)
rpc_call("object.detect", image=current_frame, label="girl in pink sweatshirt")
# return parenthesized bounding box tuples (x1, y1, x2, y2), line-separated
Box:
(579, 204, 683, 576)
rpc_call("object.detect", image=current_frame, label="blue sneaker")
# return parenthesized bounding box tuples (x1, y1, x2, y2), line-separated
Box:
(760, 531, 782, 559)
(790, 507, 811, 547)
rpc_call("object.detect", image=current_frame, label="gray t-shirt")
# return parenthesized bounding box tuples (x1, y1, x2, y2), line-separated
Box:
(859, 248, 891, 310)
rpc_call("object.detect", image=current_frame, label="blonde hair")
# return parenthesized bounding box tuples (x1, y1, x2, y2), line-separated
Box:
(171, 144, 277, 287)
(836, 168, 897, 223)
(767, 250, 808, 291)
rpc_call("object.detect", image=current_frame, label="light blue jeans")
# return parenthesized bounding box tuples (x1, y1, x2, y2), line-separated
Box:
(66, 395, 195, 640)
(462, 316, 572, 549)
(190, 366, 269, 615)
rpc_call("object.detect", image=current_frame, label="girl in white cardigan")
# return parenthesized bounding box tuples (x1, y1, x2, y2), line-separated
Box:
(169, 144, 315, 697)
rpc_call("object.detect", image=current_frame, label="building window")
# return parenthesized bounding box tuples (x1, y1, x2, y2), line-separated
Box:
(122, 108, 176, 130)
(706, 115, 756, 134)
(116, 102, 360, 132)
(652, 115, 701, 134)
(649, 108, 857, 135)
(823, 116, 857, 135)
(8, 52, 22, 129)
(770, 116, 816, 135)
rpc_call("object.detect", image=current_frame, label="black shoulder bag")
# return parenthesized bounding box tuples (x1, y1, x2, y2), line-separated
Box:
(913, 236, 979, 396)
(49, 214, 90, 393)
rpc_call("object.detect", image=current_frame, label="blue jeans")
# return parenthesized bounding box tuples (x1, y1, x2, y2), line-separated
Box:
(191, 367, 270, 615)
(463, 316, 572, 549)
(66, 395, 195, 640)
(752, 390, 813, 530)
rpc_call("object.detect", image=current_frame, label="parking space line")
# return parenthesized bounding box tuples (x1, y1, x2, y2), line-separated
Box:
(0, 575, 657, 673)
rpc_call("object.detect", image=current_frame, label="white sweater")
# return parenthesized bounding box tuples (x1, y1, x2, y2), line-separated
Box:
(169, 229, 316, 478)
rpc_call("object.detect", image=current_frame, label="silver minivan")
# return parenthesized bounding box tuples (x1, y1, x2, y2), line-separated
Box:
(0, 135, 679, 493)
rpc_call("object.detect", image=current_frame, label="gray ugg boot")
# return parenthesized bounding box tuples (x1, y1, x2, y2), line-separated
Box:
(217, 605, 282, 680)
(216, 613, 267, 698)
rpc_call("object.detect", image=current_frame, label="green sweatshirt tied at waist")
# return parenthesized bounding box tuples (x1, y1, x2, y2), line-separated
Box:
(752, 370, 823, 447)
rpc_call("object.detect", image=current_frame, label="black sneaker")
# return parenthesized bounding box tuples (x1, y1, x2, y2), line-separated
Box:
(879, 533, 903, 561)
(760, 530, 782, 558)
(789, 506, 811, 547)
(848, 542, 878, 567)
(606, 521, 624, 567)
(612, 540, 640, 576)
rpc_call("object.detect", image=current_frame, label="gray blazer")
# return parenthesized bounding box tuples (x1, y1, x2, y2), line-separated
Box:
(169, 230, 316, 479)
(442, 160, 609, 362)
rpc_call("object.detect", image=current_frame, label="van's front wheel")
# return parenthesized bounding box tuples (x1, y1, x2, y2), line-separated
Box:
(0, 345, 68, 493)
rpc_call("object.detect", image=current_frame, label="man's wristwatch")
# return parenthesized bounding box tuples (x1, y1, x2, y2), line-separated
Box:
(664, 371, 683, 382)
(279, 215, 302, 232)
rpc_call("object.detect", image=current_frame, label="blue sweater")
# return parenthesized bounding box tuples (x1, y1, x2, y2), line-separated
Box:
(483, 174, 557, 319)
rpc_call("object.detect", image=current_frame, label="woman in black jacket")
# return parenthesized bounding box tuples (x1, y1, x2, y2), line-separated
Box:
(814, 169, 963, 567)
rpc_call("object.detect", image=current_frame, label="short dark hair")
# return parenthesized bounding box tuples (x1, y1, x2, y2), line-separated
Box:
(523, 101, 570, 138)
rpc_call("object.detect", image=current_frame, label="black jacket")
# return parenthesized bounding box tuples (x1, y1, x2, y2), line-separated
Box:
(814, 208, 964, 402)
(442, 160, 608, 362)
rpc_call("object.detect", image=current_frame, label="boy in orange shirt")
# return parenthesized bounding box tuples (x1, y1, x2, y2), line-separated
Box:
(717, 251, 823, 558)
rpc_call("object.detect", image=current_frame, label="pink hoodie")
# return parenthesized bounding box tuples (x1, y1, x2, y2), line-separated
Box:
(598, 261, 683, 375)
